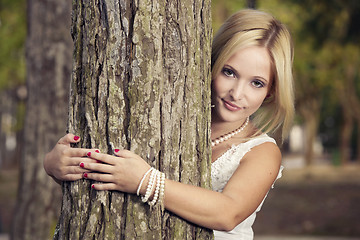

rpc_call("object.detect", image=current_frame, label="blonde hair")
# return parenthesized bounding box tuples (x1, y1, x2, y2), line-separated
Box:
(211, 9, 295, 142)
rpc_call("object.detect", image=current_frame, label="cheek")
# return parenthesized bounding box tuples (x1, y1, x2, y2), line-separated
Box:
(250, 93, 267, 109)
(212, 77, 229, 96)
(212, 80, 221, 98)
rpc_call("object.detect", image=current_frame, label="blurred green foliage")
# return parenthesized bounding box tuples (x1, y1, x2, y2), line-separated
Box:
(211, 0, 247, 31)
(0, 0, 26, 90)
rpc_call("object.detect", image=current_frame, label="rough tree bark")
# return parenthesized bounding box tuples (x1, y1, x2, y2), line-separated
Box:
(11, 0, 73, 239)
(55, 0, 213, 239)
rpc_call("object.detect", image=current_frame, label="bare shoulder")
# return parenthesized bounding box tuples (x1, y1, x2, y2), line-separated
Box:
(241, 141, 282, 172)
(250, 141, 281, 157)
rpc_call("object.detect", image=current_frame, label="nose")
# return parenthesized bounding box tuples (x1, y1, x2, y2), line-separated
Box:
(230, 80, 245, 100)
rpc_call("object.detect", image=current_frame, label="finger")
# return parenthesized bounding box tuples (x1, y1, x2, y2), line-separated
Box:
(114, 149, 136, 158)
(58, 133, 80, 145)
(83, 172, 113, 182)
(86, 151, 119, 165)
(66, 166, 91, 175)
(80, 161, 114, 174)
(52, 166, 90, 181)
(67, 148, 93, 158)
(91, 183, 118, 191)
(60, 155, 97, 169)
(66, 148, 101, 159)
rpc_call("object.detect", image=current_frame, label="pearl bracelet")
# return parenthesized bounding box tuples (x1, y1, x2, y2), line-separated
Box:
(136, 167, 153, 196)
(149, 169, 161, 206)
(138, 167, 166, 208)
(159, 172, 165, 211)
(141, 168, 157, 203)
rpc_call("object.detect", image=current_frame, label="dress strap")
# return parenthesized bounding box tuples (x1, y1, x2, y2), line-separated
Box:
(242, 134, 276, 149)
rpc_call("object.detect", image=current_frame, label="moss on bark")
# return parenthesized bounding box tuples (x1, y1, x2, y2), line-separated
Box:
(55, 0, 213, 239)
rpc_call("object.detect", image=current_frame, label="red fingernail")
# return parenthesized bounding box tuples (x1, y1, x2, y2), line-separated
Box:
(91, 184, 95, 189)
(80, 162, 84, 168)
(114, 149, 120, 153)
(95, 150, 100, 153)
(74, 135, 80, 141)
(83, 173, 88, 178)
(87, 152, 91, 157)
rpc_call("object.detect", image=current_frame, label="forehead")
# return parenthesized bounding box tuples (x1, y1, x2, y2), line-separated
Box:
(225, 46, 272, 80)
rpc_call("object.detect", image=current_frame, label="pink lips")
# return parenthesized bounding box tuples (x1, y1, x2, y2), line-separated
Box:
(222, 99, 242, 111)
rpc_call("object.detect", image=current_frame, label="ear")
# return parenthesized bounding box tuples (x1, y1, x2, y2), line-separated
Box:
(266, 82, 276, 99)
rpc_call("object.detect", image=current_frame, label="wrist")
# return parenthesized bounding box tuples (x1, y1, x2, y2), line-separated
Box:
(137, 168, 166, 208)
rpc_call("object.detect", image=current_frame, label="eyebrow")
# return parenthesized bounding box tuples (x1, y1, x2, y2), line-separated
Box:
(223, 64, 270, 83)
(224, 64, 240, 78)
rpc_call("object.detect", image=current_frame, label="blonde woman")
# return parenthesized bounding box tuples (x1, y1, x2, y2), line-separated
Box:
(44, 9, 294, 239)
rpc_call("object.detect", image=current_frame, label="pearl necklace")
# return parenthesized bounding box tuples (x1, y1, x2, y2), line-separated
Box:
(211, 117, 249, 147)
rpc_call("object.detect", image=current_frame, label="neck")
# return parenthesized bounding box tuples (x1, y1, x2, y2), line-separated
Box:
(211, 117, 249, 139)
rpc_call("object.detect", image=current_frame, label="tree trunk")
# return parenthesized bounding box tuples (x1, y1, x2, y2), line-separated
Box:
(299, 97, 320, 166)
(338, 50, 359, 164)
(246, 0, 256, 9)
(0, 89, 23, 169)
(338, 86, 354, 164)
(11, 0, 73, 239)
(339, 114, 353, 164)
(356, 123, 360, 162)
(55, 0, 213, 239)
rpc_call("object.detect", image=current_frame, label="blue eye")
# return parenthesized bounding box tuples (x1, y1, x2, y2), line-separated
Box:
(252, 79, 265, 88)
(222, 68, 236, 78)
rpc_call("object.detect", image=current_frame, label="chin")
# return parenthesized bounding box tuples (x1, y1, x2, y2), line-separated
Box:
(218, 114, 245, 123)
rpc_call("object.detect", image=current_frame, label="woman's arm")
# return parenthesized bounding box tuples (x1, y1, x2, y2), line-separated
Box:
(164, 142, 281, 231)
(82, 142, 281, 231)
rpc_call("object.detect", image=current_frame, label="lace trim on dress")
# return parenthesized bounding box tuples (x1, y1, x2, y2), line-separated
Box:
(211, 134, 277, 192)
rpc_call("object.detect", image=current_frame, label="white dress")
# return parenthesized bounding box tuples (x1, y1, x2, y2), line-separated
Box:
(211, 134, 283, 240)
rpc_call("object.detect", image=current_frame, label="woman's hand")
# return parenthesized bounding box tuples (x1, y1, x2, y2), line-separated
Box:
(80, 149, 151, 194)
(44, 133, 96, 183)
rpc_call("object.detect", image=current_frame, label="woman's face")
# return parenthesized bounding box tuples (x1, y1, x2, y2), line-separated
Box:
(212, 46, 272, 124)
